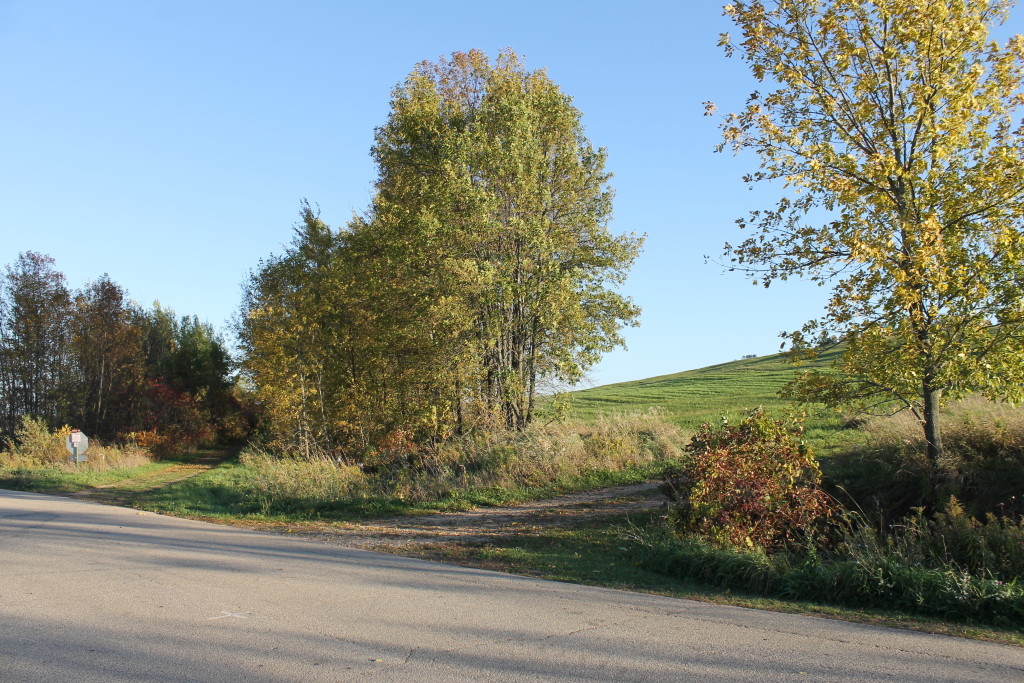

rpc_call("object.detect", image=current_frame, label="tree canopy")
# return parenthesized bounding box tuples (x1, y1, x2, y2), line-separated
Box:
(239, 49, 643, 458)
(370, 49, 642, 430)
(714, 0, 1024, 465)
(0, 253, 244, 450)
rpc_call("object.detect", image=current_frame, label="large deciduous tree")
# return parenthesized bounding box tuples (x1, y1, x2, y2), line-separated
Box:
(370, 48, 642, 431)
(0, 252, 72, 437)
(239, 204, 355, 458)
(68, 275, 147, 439)
(714, 0, 1024, 467)
(240, 49, 643, 458)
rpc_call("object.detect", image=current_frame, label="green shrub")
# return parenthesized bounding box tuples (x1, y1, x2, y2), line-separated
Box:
(2, 416, 70, 466)
(880, 498, 1024, 581)
(628, 518, 1024, 627)
(662, 409, 832, 552)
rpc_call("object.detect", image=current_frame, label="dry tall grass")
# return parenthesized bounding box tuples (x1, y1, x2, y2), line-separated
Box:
(239, 410, 686, 513)
(829, 396, 1024, 519)
(0, 416, 153, 471)
(859, 396, 1024, 460)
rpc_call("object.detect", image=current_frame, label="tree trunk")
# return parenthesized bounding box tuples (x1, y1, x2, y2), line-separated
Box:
(94, 356, 106, 435)
(922, 386, 944, 468)
(454, 379, 464, 436)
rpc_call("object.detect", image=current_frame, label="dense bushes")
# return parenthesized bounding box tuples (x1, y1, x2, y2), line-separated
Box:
(897, 500, 1024, 581)
(645, 402, 1024, 626)
(662, 409, 832, 551)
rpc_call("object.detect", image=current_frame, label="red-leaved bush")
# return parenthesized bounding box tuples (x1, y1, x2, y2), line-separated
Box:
(663, 409, 833, 552)
(132, 379, 211, 458)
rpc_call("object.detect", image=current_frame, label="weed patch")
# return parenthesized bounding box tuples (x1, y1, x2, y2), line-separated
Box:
(231, 413, 683, 518)
(628, 518, 1024, 628)
(1, 415, 154, 472)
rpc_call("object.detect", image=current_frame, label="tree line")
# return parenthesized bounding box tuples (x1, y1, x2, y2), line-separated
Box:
(0, 251, 247, 453)
(238, 49, 643, 460)
(241, 3, 1024, 474)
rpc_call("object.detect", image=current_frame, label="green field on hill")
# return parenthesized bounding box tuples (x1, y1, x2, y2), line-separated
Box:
(565, 349, 851, 452)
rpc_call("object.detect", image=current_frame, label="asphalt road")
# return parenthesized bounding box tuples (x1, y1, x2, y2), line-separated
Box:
(1, 489, 1022, 682)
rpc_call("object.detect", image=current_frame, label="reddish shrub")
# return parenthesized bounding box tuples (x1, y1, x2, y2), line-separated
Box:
(139, 379, 211, 457)
(663, 409, 833, 551)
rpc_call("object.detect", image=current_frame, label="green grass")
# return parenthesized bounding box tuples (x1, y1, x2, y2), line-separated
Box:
(129, 458, 261, 517)
(630, 516, 1024, 629)
(562, 349, 856, 455)
(567, 353, 809, 428)
(413, 511, 1024, 647)
(0, 448, 235, 497)
(0, 461, 171, 494)
(133, 457, 665, 522)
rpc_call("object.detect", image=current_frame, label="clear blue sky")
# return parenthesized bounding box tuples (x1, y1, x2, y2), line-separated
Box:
(1, 0, 854, 387)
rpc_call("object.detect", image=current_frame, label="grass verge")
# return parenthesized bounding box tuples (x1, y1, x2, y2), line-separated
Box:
(400, 511, 1024, 647)
(0, 448, 237, 499)
(0, 461, 170, 494)
(131, 457, 663, 521)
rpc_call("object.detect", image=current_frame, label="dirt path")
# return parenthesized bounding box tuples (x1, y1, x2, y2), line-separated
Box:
(233, 481, 669, 553)
(68, 449, 233, 506)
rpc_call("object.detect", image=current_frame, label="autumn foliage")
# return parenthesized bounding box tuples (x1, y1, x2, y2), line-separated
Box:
(716, 0, 1024, 471)
(0, 253, 249, 456)
(239, 50, 642, 460)
(663, 409, 833, 552)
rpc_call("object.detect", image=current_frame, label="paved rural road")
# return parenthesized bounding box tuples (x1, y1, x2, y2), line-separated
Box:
(2, 489, 1022, 682)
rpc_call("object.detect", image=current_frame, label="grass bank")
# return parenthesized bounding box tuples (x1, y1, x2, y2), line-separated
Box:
(560, 350, 856, 456)
(135, 412, 684, 520)
(403, 511, 1024, 647)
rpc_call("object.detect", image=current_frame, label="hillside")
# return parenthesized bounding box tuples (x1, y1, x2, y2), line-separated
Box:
(567, 350, 845, 442)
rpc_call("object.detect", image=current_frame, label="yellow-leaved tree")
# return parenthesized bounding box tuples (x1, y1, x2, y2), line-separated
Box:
(239, 51, 643, 459)
(367, 49, 643, 433)
(713, 0, 1024, 468)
